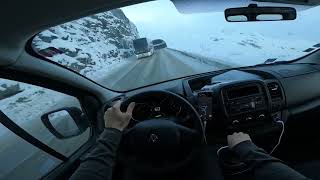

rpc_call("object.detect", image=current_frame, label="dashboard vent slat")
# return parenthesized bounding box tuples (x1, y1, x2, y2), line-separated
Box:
(267, 82, 282, 100)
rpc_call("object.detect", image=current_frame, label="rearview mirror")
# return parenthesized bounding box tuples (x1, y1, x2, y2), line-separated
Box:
(225, 4, 296, 22)
(41, 107, 89, 139)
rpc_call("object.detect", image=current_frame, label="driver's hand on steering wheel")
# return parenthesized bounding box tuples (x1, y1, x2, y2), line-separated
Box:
(227, 132, 252, 149)
(104, 101, 136, 131)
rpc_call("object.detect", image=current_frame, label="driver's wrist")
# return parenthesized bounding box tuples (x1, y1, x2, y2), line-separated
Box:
(104, 127, 123, 133)
(105, 123, 125, 131)
(99, 128, 123, 147)
(232, 140, 256, 157)
(109, 126, 124, 131)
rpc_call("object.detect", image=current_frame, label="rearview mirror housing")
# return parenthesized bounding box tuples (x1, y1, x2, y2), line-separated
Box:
(41, 107, 89, 139)
(225, 4, 297, 22)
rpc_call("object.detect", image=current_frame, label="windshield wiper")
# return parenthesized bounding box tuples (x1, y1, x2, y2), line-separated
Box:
(264, 58, 278, 64)
(263, 58, 291, 65)
(251, 60, 291, 68)
(250, 61, 318, 69)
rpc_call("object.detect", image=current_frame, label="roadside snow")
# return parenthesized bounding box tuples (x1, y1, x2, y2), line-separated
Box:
(0, 81, 66, 136)
(168, 31, 315, 66)
(0, 80, 19, 91)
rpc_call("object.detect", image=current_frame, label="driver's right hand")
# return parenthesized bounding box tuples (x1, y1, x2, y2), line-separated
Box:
(227, 132, 252, 149)
(104, 101, 135, 131)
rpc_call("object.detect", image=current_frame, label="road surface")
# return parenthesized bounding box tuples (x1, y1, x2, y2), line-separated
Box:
(104, 48, 234, 90)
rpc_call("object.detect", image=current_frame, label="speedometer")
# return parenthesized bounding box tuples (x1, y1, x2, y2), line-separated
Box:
(132, 103, 152, 121)
(168, 99, 182, 116)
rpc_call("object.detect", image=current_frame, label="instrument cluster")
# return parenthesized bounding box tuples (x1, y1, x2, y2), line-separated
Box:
(131, 96, 183, 122)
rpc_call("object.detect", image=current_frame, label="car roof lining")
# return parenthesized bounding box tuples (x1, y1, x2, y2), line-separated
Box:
(0, 0, 152, 66)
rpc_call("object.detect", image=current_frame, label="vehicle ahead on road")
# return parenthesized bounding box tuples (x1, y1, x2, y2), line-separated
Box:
(133, 38, 154, 59)
(152, 39, 167, 50)
(1, 0, 320, 180)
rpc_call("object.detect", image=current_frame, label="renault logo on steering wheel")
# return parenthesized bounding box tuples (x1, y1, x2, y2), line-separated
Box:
(149, 133, 159, 143)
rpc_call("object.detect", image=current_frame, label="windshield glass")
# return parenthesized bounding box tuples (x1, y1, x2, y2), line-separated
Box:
(32, 0, 320, 91)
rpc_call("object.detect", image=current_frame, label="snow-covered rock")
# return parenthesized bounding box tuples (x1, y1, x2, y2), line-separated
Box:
(0, 81, 22, 100)
(32, 9, 139, 75)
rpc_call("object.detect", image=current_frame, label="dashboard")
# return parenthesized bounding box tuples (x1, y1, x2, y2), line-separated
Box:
(108, 63, 320, 145)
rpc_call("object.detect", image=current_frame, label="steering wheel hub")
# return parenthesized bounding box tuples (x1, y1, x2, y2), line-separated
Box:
(127, 118, 182, 158)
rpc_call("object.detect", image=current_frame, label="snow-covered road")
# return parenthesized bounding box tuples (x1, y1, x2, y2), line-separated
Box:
(104, 48, 235, 90)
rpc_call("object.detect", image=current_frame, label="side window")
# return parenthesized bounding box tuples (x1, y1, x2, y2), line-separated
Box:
(0, 78, 90, 179)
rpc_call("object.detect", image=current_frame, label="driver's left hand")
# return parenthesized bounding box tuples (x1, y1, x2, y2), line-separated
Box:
(104, 101, 135, 131)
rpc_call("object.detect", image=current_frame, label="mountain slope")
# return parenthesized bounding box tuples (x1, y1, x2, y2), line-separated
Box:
(32, 9, 139, 77)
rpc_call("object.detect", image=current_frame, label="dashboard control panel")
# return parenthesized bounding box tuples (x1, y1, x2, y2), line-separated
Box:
(222, 84, 268, 125)
(196, 81, 271, 129)
(225, 95, 266, 115)
(184, 69, 287, 140)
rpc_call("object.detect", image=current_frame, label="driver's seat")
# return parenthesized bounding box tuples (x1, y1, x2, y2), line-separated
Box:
(114, 146, 224, 180)
(293, 160, 320, 180)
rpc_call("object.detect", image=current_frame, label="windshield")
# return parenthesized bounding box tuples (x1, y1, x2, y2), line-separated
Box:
(32, 0, 320, 91)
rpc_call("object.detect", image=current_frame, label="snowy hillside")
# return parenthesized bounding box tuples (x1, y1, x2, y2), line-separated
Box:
(32, 9, 139, 78)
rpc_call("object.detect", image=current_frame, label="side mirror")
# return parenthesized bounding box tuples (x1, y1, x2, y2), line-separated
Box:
(41, 107, 89, 139)
(225, 4, 297, 22)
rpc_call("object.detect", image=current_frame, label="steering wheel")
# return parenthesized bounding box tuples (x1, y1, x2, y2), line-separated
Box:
(118, 90, 206, 174)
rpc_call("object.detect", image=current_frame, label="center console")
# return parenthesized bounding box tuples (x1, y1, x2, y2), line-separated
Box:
(184, 70, 285, 145)
(196, 81, 271, 131)
(221, 83, 268, 127)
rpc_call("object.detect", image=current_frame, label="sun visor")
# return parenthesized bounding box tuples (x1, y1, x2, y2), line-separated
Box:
(171, 0, 317, 14)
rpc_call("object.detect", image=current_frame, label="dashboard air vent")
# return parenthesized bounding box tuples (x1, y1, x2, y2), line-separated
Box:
(267, 82, 282, 100)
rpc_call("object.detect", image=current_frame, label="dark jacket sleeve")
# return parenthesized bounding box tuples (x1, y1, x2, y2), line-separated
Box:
(69, 128, 122, 180)
(233, 141, 311, 180)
